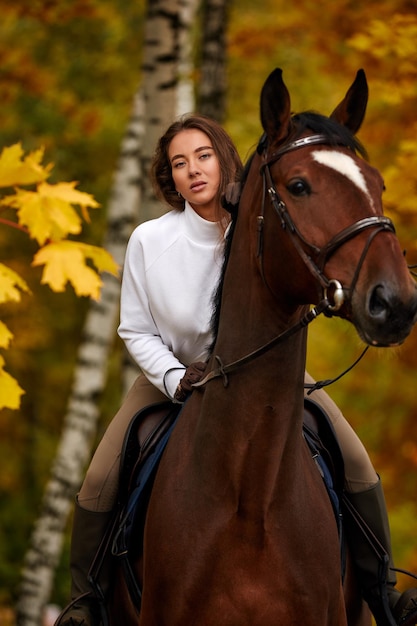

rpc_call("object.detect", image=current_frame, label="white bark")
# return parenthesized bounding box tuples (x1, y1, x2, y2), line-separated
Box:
(139, 0, 197, 222)
(177, 0, 199, 115)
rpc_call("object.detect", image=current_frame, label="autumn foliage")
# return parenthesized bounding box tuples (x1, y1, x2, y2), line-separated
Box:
(227, 0, 417, 583)
(0, 144, 118, 410)
(1, 0, 417, 614)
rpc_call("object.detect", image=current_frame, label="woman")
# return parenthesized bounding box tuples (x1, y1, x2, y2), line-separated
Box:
(56, 114, 417, 626)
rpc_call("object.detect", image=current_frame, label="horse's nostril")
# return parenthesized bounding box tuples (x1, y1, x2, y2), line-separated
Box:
(369, 285, 388, 319)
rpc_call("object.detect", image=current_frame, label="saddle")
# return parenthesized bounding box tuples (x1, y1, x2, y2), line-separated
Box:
(109, 396, 346, 612)
(303, 396, 345, 509)
(303, 397, 346, 563)
(110, 400, 182, 609)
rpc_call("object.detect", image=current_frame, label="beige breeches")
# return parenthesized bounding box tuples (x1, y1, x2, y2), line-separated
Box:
(78, 372, 378, 513)
(78, 375, 166, 512)
(304, 372, 378, 492)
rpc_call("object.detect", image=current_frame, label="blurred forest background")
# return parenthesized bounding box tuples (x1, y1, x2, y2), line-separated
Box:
(1, 0, 417, 622)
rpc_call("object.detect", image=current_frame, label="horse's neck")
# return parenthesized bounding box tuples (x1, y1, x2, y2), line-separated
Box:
(187, 208, 310, 512)
(207, 242, 309, 439)
(200, 315, 308, 513)
(210, 316, 307, 413)
(213, 214, 308, 406)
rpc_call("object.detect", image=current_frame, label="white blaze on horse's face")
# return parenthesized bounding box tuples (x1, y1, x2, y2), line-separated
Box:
(312, 150, 375, 210)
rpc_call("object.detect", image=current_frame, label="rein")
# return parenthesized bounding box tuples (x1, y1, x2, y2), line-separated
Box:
(195, 133, 396, 391)
(194, 296, 331, 389)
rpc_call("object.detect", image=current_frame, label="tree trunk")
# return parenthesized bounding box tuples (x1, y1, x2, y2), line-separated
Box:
(197, 0, 230, 121)
(139, 0, 198, 222)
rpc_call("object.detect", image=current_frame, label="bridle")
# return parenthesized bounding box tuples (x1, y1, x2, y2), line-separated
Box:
(258, 133, 395, 311)
(194, 133, 395, 390)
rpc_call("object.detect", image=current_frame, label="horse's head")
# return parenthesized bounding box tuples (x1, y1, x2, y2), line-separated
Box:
(248, 68, 417, 347)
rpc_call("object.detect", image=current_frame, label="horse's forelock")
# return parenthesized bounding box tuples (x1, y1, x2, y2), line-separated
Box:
(253, 111, 368, 161)
(290, 111, 368, 158)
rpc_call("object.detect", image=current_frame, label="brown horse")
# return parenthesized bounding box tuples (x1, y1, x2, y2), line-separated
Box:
(110, 69, 417, 625)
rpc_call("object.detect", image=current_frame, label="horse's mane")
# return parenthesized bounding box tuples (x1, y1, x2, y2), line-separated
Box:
(208, 111, 367, 352)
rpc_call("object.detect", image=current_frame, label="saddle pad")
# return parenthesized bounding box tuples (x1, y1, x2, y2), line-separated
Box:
(113, 401, 182, 558)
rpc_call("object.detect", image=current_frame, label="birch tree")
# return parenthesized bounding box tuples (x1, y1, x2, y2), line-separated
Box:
(197, 0, 231, 121)
(15, 0, 199, 623)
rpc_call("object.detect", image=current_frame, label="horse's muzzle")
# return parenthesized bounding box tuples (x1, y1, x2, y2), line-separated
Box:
(354, 282, 417, 346)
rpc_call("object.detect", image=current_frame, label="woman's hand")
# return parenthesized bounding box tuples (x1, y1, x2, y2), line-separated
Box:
(174, 362, 206, 403)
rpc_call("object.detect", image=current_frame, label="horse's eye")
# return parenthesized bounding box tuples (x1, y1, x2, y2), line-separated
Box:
(287, 179, 310, 196)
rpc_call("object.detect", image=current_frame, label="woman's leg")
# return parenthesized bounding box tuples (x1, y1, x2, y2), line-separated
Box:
(56, 375, 166, 626)
(305, 372, 417, 626)
(78, 375, 166, 512)
(304, 372, 378, 493)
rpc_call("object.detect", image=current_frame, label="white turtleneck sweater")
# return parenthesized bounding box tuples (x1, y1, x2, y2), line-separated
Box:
(118, 202, 224, 399)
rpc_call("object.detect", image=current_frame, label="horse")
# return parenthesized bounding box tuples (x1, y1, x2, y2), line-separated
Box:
(109, 69, 417, 625)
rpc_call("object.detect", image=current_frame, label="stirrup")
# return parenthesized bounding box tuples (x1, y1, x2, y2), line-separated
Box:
(54, 593, 103, 626)
(393, 588, 417, 626)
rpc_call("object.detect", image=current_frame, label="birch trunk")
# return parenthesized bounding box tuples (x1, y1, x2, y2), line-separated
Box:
(139, 0, 197, 222)
(197, 0, 230, 121)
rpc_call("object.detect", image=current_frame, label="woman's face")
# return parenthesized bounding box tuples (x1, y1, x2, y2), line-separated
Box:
(168, 128, 221, 221)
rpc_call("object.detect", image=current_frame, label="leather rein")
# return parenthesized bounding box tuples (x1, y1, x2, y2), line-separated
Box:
(194, 134, 395, 390)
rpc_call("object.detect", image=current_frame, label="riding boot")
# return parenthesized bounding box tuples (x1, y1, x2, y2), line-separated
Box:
(54, 499, 114, 626)
(344, 479, 417, 626)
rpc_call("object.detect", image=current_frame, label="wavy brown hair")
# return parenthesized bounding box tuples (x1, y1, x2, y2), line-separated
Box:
(151, 114, 243, 221)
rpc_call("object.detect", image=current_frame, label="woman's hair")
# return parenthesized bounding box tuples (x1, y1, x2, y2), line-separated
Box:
(151, 114, 243, 220)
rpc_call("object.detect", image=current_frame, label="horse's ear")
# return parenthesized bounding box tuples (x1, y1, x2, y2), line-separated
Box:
(330, 69, 368, 134)
(221, 182, 242, 214)
(260, 68, 291, 145)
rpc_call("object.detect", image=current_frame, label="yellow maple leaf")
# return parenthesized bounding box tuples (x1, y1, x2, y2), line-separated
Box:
(3, 181, 100, 245)
(6, 188, 83, 245)
(0, 263, 31, 304)
(0, 321, 13, 349)
(37, 181, 99, 212)
(0, 143, 51, 188)
(0, 355, 25, 410)
(32, 241, 119, 300)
